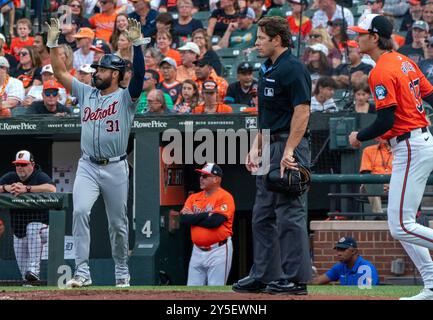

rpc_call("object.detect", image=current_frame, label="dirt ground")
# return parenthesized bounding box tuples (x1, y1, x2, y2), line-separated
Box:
(0, 290, 397, 300)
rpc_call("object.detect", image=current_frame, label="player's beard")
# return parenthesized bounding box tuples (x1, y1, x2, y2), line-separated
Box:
(94, 77, 112, 90)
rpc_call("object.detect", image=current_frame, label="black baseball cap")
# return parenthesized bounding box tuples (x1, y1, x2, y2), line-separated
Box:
(334, 236, 358, 249)
(348, 14, 393, 39)
(237, 61, 253, 73)
(195, 163, 223, 177)
(90, 38, 111, 54)
(193, 57, 213, 67)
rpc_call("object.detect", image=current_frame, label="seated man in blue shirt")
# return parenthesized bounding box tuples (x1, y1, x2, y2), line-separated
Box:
(312, 236, 379, 286)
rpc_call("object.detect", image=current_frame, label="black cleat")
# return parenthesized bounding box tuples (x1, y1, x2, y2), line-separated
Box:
(25, 271, 40, 282)
(264, 280, 308, 295)
(232, 276, 268, 293)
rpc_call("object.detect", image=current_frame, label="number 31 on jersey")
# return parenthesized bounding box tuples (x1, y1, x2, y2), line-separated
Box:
(106, 120, 120, 132)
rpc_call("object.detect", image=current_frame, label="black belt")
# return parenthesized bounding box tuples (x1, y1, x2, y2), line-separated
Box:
(270, 133, 289, 143)
(89, 154, 127, 165)
(269, 130, 310, 143)
(197, 239, 228, 252)
(395, 127, 427, 143)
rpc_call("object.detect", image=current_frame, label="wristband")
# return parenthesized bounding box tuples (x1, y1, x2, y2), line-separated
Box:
(133, 37, 151, 47)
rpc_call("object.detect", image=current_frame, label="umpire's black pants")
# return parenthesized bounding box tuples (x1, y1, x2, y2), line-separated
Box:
(248, 137, 312, 283)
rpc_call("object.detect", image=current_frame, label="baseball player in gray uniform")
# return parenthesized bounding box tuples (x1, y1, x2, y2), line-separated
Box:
(46, 18, 145, 288)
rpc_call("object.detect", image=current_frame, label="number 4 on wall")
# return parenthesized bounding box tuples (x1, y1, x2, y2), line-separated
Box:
(141, 220, 152, 238)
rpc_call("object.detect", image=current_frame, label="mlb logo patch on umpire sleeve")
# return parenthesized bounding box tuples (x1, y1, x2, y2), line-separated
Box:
(264, 87, 274, 97)
(375, 85, 387, 101)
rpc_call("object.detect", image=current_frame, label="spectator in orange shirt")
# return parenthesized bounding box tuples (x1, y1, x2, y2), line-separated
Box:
(194, 57, 228, 102)
(177, 42, 200, 82)
(359, 139, 393, 214)
(89, 0, 117, 43)
(287, 0, 312, 39)
(193, 80, 233, 114)
(156, 30, 182, 67)
(10, 19, 34, 61)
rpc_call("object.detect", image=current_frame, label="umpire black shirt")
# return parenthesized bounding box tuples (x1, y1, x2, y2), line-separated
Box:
(0, 166, 55, 238)
(258, 49, 311, 134)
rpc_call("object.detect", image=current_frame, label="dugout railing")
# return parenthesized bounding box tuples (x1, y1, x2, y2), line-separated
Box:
(312, 174, 433, 221)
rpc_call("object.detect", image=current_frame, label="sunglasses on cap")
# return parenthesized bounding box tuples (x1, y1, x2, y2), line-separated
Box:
(44, 89, 59, 97)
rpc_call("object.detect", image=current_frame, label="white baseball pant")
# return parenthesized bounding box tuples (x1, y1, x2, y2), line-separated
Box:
(13, 222, 49, 279)
(187, 237, 233, 286)
(387, 127, 433, 288)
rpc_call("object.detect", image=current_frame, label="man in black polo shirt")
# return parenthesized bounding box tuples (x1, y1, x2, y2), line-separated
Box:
(232, 16, 312, 295)
(26, 80, 71, 116)
(224, 62, 258, 107)
(0, 150, 56, 284)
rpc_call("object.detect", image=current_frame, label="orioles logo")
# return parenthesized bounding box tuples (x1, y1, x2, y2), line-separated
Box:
(169, 89, 178, 97)
(17, 74, 33, 89)
(18, 153, 25, 159)
(220, 204, 227, 211)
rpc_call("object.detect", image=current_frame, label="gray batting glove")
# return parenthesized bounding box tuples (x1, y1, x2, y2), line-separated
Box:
(45, 18, 61, 48)
(125, 18, 150, 46)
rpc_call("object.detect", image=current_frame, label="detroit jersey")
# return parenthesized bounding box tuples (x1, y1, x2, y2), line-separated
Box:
(369, 51, 433, 140)
(72, 78, 138, 159)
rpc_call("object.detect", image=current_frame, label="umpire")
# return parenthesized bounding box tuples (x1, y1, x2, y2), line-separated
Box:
(232, 16, 312, 295)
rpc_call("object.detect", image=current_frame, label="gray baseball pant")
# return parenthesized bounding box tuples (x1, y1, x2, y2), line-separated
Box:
(72, 158, 130, 281)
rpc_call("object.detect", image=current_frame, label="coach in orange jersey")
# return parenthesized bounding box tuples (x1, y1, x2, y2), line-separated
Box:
(180, 163, 235, 286)
(348, 14, 433, 300)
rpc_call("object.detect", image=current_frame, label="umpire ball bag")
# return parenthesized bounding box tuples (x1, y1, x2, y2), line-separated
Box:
(263, 163, 311, 196)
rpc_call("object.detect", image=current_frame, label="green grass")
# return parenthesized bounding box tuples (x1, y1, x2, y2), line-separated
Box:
(0, 285, 424, 298)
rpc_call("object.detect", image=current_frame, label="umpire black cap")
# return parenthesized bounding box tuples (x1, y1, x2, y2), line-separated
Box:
(91, 54, 126, 72)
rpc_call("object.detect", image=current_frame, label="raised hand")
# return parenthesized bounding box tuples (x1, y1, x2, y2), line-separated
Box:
(45, 18, 61, 48)
(125, 18, 143, 46)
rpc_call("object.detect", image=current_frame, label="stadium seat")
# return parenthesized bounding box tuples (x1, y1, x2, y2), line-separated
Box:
(193, 10, 210, 27)
(216, 47, 243, 59)
(193, 11, 211, 20)
(228, 103, 250, 113)
(304, 9, 315, 18)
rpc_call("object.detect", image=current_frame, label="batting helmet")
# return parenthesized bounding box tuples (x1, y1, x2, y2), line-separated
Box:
(91, 54, 126, 73)
(263, 163, 311, 196)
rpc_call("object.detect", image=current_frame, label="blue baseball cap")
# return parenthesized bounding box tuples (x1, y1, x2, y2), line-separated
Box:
(334, 236, 358, 249)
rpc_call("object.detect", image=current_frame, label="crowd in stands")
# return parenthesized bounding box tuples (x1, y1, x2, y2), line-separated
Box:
(0, 0, 432, 117)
